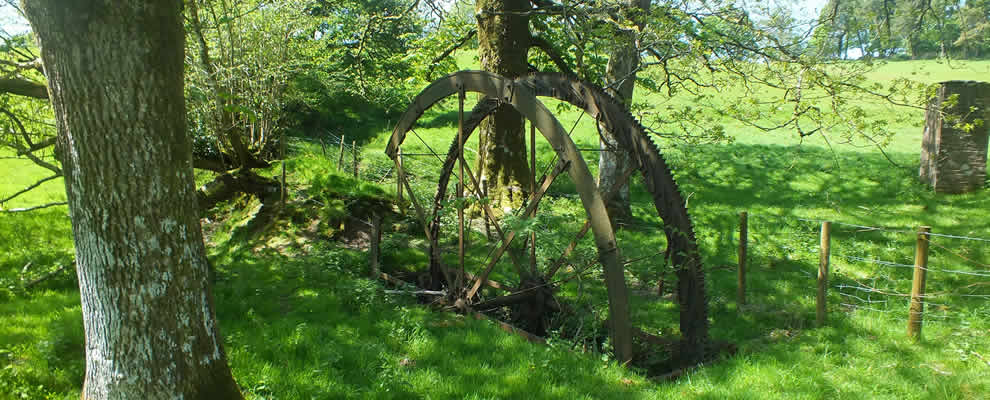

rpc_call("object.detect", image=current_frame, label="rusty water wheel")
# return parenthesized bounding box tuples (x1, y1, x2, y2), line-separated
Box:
(386, 71, 709, 364)
(420, 73, 710, 365)
(386, 71, 634, 362)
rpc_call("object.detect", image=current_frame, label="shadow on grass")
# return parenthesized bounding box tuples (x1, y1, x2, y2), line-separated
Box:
(212, 243, 650, 399)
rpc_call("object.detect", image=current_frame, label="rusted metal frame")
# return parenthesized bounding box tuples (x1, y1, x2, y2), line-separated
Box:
(410, 128, 469, 191)
(443, 267, 510, 292)
(460, 156, 528, 279)
(385, 71, 633, 362)
(529, 120, 538, 277)
(465, 158, 571, 301)
(408, 129, 446, 165)
(518, 73, 711, 362)
(537, 108, 586, 185)
(507, 72, 633, 363)
(386, 71, 504, 159)
(396, 148, 404, 209)
(397, 169, 432, 242)
(400, 172, 453, 286)
(544, 164, 638, 280)
(457, 86, 466, 292)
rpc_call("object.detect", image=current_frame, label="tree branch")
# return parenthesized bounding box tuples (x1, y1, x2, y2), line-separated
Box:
(17, 136, 56, 155)
(530, 35, 575, 76)
(0, 173, 62, 205)
(0, 58, 43, 73)
(24, 262, 73, 288)
(427, 29, 476, 80)
(0, 77, 48, 99)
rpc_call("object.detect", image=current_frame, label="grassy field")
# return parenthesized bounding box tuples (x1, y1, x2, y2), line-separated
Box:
(2, 60, 990, 399)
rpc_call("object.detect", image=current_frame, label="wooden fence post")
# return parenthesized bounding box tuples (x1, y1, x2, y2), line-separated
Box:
(738, 211, 748, 307)
(352, 140, 358, 179)
(369, 212, 383, 279)
(817, 221, 831, 327)
(908, 226, 931, 341)
(337, 135, 345, 172)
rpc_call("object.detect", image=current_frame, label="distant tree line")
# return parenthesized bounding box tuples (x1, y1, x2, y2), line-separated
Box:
(813, 0, 990, 59)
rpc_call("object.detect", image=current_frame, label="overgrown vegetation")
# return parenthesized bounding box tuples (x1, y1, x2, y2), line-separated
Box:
(2, 59, 989, 398)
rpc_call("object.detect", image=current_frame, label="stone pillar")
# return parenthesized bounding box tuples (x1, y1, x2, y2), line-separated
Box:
(919, 81, 990, 194)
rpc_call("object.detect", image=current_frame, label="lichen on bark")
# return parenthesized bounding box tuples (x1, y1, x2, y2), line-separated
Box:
(22, 1, 244, 398)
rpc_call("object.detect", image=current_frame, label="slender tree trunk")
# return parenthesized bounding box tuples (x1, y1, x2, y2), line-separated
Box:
(599, 0, 650, 226)
(21, 1, 244, 399)
(188, 0, 253, 169)
(476, 0, 532, 209)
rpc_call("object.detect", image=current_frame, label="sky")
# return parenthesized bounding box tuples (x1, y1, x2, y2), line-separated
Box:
(0, 3, 27, 35)
(0, 0, 831, 37)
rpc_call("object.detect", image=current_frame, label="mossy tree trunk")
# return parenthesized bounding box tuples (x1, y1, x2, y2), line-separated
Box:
(476, 0, 532, 210)
(22, 1, 244, 399)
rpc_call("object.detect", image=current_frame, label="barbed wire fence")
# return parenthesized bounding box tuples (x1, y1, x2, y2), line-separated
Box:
(738, 211, 990, 339)
(286, 130, 990, 342)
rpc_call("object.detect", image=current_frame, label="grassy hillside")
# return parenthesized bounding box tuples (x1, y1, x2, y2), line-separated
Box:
(1, 60, 989, 399)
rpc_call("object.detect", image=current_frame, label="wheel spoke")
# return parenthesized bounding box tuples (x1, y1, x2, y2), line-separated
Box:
(410, 128, 445, 165)
(460, 151, 527, 278)
(397, 164, 433, 243)
(400, 170, 453, 286)
(529, 120, 538, 277)
(465, 158, 571, 300)
(457, 87, 466, 291)
(545, 164, 637, 280)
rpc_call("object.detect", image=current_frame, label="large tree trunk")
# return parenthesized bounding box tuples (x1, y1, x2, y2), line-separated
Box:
(22, 1, 244, 399)
(476, 0, 532, 209)
(599, 0, 649, 226)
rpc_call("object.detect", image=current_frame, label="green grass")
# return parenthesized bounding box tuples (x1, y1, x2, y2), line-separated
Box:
(2, 60, 990, 399)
